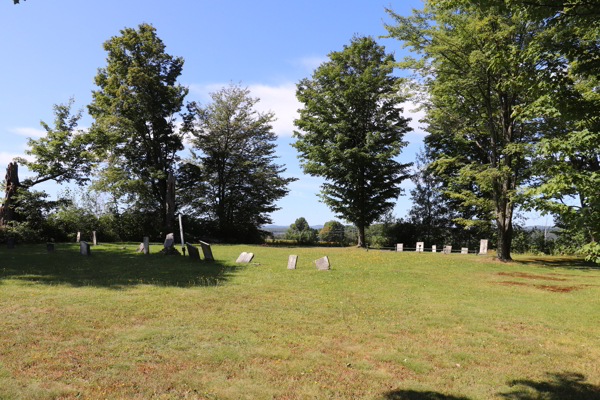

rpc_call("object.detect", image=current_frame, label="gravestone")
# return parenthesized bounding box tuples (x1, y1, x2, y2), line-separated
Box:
(76, 232, 80, 243)
(164, 233, 174, 249)
(186, 243, 200, 260)
(396, 243, 403, 252)
(46, 243, 54, 252)
(80, 241, 90, 256)
(479, 239, 488, 255)
(416, 242, 424, 252)
(315, 256, 330, 270)
(236, 252, 254, 263)
(136, 243, 144, 253)
(92, 231, 97, 246)
(143, 237, 150, 254)
(432, 245, 436, 253)
(443, 245, 452, 254)
(199, 241, 214, 261)
(287, 255, 297, 269)
(461, 247, 468, 254)
(7, 237, 15, 249)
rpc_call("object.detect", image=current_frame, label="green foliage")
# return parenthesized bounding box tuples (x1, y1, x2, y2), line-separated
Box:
(319, 220, 345, 243)
(284, 217, 319, 244)
(180, 84, 296, 243)
(88, 23, 188, 230)
(293, 36, 412, 247)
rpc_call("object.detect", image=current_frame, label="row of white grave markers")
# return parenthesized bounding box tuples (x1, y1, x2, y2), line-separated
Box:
(395, 239, 489, 255)
(287, 255, 329, 270)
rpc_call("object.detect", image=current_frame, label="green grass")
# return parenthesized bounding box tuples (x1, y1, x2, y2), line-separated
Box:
(1, 243, 599, 399)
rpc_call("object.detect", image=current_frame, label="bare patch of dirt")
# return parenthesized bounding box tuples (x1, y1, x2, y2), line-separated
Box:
(497, 280, 585, 292)
(498, 280, 528, 286)
(497, 272, 568, 281)
(547, 273, 599, 278)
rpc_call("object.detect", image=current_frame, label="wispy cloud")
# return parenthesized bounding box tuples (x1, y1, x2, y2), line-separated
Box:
(400, 101, 427, 134)
(292, 55, 328, 71)
(10, 127, 47, 138)
(0, 152, 35, 166)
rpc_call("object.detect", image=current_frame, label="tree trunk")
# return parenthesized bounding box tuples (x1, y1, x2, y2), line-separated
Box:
(357, 224, 366, 247)
(495, 190, 514, 261)
(165, 171, 176, 230)
(0, 162, 19, 227)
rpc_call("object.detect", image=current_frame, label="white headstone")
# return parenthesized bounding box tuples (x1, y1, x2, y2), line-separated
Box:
(396, 243, 404, 252)
(164, 233, 174, 249)
(76, 232, 80, 243)
(432, 245, 436, 253)
(143, 237, 150, 254)
(287, 255, 297, 269)
(479, 239, 488, 255)
(236, 252, 254, 263)
(443, 245, 452, 254)
(315, 256, 329, 270)
(92, 231, 97, 246)
(416, 242, 424, 252)
(461, 247, 468, 254)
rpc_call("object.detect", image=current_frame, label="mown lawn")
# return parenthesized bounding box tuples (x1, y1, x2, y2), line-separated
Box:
(0, 243, 599, 399)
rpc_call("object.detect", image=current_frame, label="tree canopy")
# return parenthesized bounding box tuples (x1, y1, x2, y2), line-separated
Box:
(293, 36, 412, 247)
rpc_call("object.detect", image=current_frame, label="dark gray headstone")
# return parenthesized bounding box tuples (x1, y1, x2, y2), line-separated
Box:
(143, 237, 150, 254)
(199, 241, 213, 261)
(396, 243, 403, 252)
(7, 237, 15, 249)
(46, 243, 54, 252)
(186, 242, 200, 260)
(136, 243, 144, 253)
(443, 245, 452, 254)
(416, 242, 424, 252)
(164, 233, 174, 249)
(461, 247, 468, 254)
(92, 231, 97, 246)
(479, 239, 488, 255)
(315, 256, 329, 270)
(288, 255, 297, 269)
(80, 241, 90, 256)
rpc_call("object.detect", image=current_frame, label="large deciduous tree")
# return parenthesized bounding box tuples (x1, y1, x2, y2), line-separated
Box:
(292, 36, 412, 247)
(88, 23, 188, 231)
(384, 1, 573, 260)
(180, 84, 296, 243)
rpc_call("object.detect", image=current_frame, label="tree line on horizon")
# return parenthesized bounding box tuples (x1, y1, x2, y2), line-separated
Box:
(1, 0, 599, 264)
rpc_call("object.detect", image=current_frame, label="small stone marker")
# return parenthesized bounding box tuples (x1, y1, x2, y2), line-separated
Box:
(80, 241, 90, 256)
(396, 243, 404, 252)
(164, 233, 174, 249)
(92, 231, 97, 246)
(7, 237, 15, 249)
(136, 243, 144, 253)
(46, 243, 54, 252)
(236, 252, 254, 263)
(432, 245, 436, 253)
(461, 247, 468, 254)
(416, 242, 424, 252)
(315, 256, 329, 270)
(479, 239, 488, 255)
(443, 245, 452, 254)
(199, 241, 214, 261)
(287, 255, 297, 269)
(76, 232, 80, 243)
(186, 242, 200, 260)
(143, 237, 150, 254)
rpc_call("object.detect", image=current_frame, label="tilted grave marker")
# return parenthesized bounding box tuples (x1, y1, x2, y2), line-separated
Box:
(199, 241, 214, 261)
(416, 242, 424, 252)
(396, 243, 403, 252)
(479, 239, 488, 255)
(287, 255, 297, 269)
(80, 241, 91, 256)
(461, 247, 468, 254)
(136, 243, 144, 253)
(236, 252, 254, 263)
(186, 243, 201, 260)
(164, 233, 174, 249)
(315, 256, 330, 270)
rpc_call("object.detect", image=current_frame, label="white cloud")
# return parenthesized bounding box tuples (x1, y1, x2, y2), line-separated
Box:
(0, 152, 35, 166)
(10, 127, 47, 138)
(294, 56, 328, 71)
(400, 101, 427, 134)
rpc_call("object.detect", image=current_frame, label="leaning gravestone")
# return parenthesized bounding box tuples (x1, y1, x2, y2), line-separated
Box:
(80, 241, 90, 256)
(236, 252, 254, 263)
(164, 233, 174, 249)
(46, 243, 54, 252)
(143, 237, 150, 254)
(443, 245, 452, 254)
(287, 255, 297, 269)
(461, 247, 468, 254)
(76, 232, 80, 243)
(432, 245, 437, 253)
(186, 243, 200, 260)
(7, 237, 15, 249)
(396, 243, 404, 252)
(416, 242, 424, 252)
(479, 239, 488, 255)
(92, 231, 97, 246)
(315, 256, 330, 270)
(199, 241, 214, 261)
(136, 243, 144, 253)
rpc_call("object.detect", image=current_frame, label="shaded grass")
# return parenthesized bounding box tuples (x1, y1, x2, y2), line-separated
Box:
(0, 244, 599, 399)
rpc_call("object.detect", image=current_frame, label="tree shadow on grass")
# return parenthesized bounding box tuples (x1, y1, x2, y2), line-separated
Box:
(0, 243, 244, 289)
(499, 372, 600, 400)
(512, 257, 599, 271)
(384, 390, 471, 399)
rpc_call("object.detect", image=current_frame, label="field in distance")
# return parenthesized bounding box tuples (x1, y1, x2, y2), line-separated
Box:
(1, 243, 599, 399)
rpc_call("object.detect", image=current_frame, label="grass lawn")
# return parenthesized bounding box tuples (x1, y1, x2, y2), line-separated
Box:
(1, 243, 599, 399)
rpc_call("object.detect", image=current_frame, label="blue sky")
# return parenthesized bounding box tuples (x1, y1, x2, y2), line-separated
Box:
(0, 0, 548, 226)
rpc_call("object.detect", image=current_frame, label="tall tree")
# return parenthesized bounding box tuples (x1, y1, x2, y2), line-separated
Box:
(384, 2, 572, 260)
(88, 23, 188, 231)
(180, 84, 296, 243)
(292, 36, 412, 247)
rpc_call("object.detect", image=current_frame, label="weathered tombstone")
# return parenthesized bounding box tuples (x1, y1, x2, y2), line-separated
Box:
(236, 252, 254, 263)
(416, 242, 424, 252)
(315, 256, 330, 270)
(80, 241, 90, 256)
(396, 243, 404, 252)
(186, 243, 201, 260)
(461, 247, 468, 254)
(143, 237, 150, 254)
(432, 245, 436, 253)
(236, 252, 247, 263)
(46, 243, 54, 252)
(199, 241, 213, 261)
(76, 232, 80, 243)
(92, 231, 97, 246)
(136, 243, 144, 253)
(443, 245, 452, 254)
(7, 237, 15, 249)
(164, 233, 174, 249)
(287, 255, 297, 269)
(479, 239, 488, 255)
